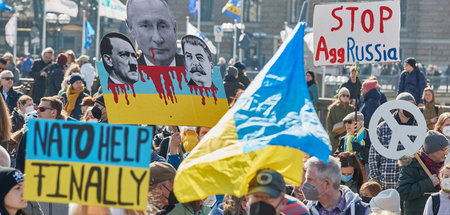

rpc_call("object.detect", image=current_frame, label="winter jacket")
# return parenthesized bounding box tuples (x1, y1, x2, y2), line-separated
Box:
(339, 79, 362, 102)
(223, 74, 245, 104)
(336, 128, 371, 165)
(306, 185, 371, 215)
(45, 64, 65, 96)
(30, 59, 53, 104)
(423, 191, 450, 215)
(369, 111, 417, 190)
(326, 102, 355, 152)
(61, 91, 89, 120)
(237, 71, 250, 89)
(397, 155, 440, 215)
(398, 68, 426, 104)
(0, 86, 23, 113)
(10, 108, 25, 133)
(361, 88, 381, 129)
(421, 103, 443, 130)
(379, 88, 387, 105)
(308, 83, 319, 110)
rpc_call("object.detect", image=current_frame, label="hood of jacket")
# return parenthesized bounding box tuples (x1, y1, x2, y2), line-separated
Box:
(224, 74, 238, 82)
(398, 155, 414, 167)
(364, 88, 381, 101)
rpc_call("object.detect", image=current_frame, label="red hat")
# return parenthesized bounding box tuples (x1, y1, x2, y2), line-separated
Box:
(56, 53, 68, 66)
(362, 80, 378, 92)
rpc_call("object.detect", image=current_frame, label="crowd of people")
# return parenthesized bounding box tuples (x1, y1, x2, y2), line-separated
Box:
(0, 46, 449, 215)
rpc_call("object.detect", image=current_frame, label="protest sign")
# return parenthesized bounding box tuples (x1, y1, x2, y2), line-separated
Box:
(24, 119, 152, 210)
(313, 1, 400, 66)
(368, 100, 427, 160)
(97, 32, 228, 127)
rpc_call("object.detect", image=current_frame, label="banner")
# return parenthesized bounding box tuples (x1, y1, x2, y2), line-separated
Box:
(5, 13, 17, 47)
(84, 19, 95, 51)
(45, 0, 78, 18)
(222, 0, 241, 22)
(186, 22, 217, 54)
(313, 1, 400, 66)
(24, 119, 152, 210)
(99, 0, 126, 21)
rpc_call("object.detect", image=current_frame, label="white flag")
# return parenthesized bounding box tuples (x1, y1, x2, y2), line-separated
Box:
(45, 0, 79, 18)
(5, 13, 17, 47)
(304, 32, 314, 54)
(186, 22, 217, 54)
(280, 25, 293, 42)
(99, 0, 126, 21)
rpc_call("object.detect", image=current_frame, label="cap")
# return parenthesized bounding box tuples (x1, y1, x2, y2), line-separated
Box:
(68, 73, 84, 85)
(77, 55, 90, 63)
(343, 112, 364, 122)
(423, 130, 449, 154)
(369, 189, 401, 215)
(0, 167, 24, 200)
(150, 162, 176, 186)
(404, 57, 416, 68)
(234, 62, 246, 71)
(396, 92, 416, 104)
(248, 169, 285, 198)
(362, 80, 378, 92)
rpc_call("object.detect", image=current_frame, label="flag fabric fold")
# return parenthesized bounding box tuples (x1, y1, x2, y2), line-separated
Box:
(5, 13, 17, 47)
(186, 22, 217, 54)
(0, 0, 12, 11)
(174, 22, 331, 203)
(45, 0, 78, 18)
(222, 0, 241, 22)
(84, 19, 95, 51)
(98, 0, 126, 21)
(189, 0, 199, 17)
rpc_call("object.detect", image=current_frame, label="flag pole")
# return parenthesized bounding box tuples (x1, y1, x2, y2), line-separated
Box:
(197, 0, 201, 31)
(42, 1, 46, 50)
(95, 0, 101, 60)
(233, 19, 237, 61)
(82, 10, 86, 55)
(13, 14, 17, 63)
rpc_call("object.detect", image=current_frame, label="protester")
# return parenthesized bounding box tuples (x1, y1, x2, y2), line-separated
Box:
(306, 70, 319, 110)
(0, 167, 26, 215)
(234, 62, 250, 88)
(336, 152, 366, 194)
(218, 57, 227, 79)
(210, 195, 247, 215)
(9, 95, 33, 133)
(365, 76, 387, 104)
(61, 74, 89, 120)
(369, 92, 418, 190)
(397, 130, 448, 215)
(338, 65, 361, 106)
(369, 189, 401, 215)
(1, 70, 23, 112)
(64, 64, 81, 77)
(326, 87, 355, 152)
(434, 112, 450, 137)
(336, 112, 371, 166)
(360, 79, 381, 128)
(421, 87, 443, 130)
(92, 94, 108, 123)
(359, 181, 382, 203)
(21, 53, 33, 78)
(65, 50, 76, 68)
(148, 162, 177, 214)
(223, 66, 245, 104)
(45, 53, 67, 96)
(0, 58, 7, 74)
(423, 164, 450, 215)
(2, 53, 20, 86)
(303, 156, 371, 215)
(0, 97, 11, 150)
(77, 55, 95, 94)
(398, 57, 426, 106)
(80, 96, 95, 116)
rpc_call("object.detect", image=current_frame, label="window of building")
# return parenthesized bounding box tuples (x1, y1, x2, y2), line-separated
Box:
(288, 0, 304, 24)
(243, 0, 262, 23)
(400, 0, 407, 28)
(201, 0, 213, 21)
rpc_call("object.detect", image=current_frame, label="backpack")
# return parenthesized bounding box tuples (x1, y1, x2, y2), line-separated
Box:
(431, 193, 440, 215)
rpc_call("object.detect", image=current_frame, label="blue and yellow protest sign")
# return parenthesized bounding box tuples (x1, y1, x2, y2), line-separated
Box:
(24, 119, 152, 210)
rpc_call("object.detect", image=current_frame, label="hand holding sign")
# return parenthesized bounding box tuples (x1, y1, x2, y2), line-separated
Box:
(368, 100, 427, 160)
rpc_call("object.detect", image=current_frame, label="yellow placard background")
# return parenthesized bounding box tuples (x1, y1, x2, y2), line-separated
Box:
(24, 160, 149, 210)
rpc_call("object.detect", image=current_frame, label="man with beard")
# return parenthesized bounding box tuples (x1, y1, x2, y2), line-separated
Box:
(126, 0, 184, 67)
(182, 35, 215, 88)
(100, 32, 139, 85)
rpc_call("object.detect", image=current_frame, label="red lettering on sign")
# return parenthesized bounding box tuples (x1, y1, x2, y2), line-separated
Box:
(189, 86, 218, 106)
(361, 9, 374, 33)
(379, 6, 393, 33)
(108, 83, 136, 105)
(346, 7, 358, 32)
(315, 36, 329, 61)
(331, 6, 343, 32)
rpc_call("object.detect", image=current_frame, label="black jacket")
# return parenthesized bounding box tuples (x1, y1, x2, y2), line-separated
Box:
(30, 59, 53, 104)
(361, 88, 381, 129)
(45, 64, 65, 96)
(0, 86, 23, 113)
(223, 74, 245, 104)
(10, 108, 25, 133)
(237, 71, 250, 89)
(61, 91, 89, 120)
(339, 79, 362, 101)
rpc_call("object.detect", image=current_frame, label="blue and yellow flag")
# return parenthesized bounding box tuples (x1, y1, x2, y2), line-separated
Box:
(174, 22, 331, 203)
(222, 0, 240, 22)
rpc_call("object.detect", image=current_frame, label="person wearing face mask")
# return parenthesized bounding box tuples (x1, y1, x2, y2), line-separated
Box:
(397, 131, 449, 215)
(434, 112, 450, 138)
(148, 162, 178, 214)
(423, 164, 450, 215)
(91, 94, 108, 123)
(368, 92, 418, 190)
(303, 156, 371, 215)
(336, 152, 366, 194)
(10, 95, 34, 133)
(358, 181, 382, 204)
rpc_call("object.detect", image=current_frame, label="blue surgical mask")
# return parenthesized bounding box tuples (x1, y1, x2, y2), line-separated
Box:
(341, 174, 353, 183)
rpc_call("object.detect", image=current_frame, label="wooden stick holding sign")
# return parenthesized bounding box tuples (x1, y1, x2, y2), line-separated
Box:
(413, 153, 432, 176)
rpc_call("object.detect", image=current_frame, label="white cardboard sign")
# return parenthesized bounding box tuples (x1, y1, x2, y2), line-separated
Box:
(368, 100, 427, 160)
(313, 1, 400, 66)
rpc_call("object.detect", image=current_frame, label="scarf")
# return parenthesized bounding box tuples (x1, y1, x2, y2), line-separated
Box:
(64, 86, 84, 117)
(420, 148, 443, 175)
(307, 80, 314, 87)
(344, 127, 365, 152)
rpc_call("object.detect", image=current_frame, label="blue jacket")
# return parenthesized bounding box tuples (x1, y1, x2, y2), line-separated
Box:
(398, 68, 426, 104)
(362, 88, 381, 128)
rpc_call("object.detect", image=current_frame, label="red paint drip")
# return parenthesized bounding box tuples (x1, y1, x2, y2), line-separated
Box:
(151, 48, 156, 63)
(138, 66, 187, 105)
(108, 83, 136, 105)
(189, 86, 218, 105)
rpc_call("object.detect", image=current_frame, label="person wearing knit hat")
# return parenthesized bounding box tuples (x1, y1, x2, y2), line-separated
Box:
(361, 79, 381, 128)
(45, 53, 68, 96)
(398, 56, 426, 105)
(61, 74, 89, 120)
(0, 167, 27, 215)
(56, 53, 67, 66)
(369, 189, 401, 215)
(397, 130, 448, 214)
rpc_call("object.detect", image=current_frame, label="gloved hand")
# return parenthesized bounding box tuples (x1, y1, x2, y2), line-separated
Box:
(351, 140, 364, 152)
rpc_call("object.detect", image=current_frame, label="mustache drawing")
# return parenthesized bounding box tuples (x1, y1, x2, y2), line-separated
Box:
(189, 65, 206, 75)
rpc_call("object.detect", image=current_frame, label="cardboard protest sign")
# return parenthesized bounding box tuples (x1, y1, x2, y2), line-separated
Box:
(313, 1, 400, 66)
(97, 32, 228, 127)
(368, 100, 427, 160)
(24, 119, 152, 210)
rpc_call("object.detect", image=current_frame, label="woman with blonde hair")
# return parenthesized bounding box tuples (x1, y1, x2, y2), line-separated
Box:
(434, 112, 450, 137)
(421, 87, 443, 130)
(65, 50, 76, 68)
(326, 87, 356, 152)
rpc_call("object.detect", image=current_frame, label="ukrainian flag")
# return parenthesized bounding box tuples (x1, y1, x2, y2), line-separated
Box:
(174, 22, 331, 203)
(222, 0, 241, 22)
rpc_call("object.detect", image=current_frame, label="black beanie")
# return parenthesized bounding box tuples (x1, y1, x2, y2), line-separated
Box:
(68, 74, 84, 85)
(404, 57, 416, 68)
(0, 167, 24, 200)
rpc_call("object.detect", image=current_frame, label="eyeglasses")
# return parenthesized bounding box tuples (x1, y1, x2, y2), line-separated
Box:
(344, 120, 354, 124)
(340, 94, 350, 98)
(37, 106, 54, 112)
(2, 77, 14, 81)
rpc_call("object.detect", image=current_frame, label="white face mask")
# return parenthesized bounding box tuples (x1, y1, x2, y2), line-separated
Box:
(443, 126, 450, 137)
(443, 178, 450, 192)
(25, 105, 35, 114)
(87, 118, 99, 123)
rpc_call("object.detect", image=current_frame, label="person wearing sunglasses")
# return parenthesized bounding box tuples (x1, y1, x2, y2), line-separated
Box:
(0, 70, 23, 113)
(326, 87, 356, 152)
